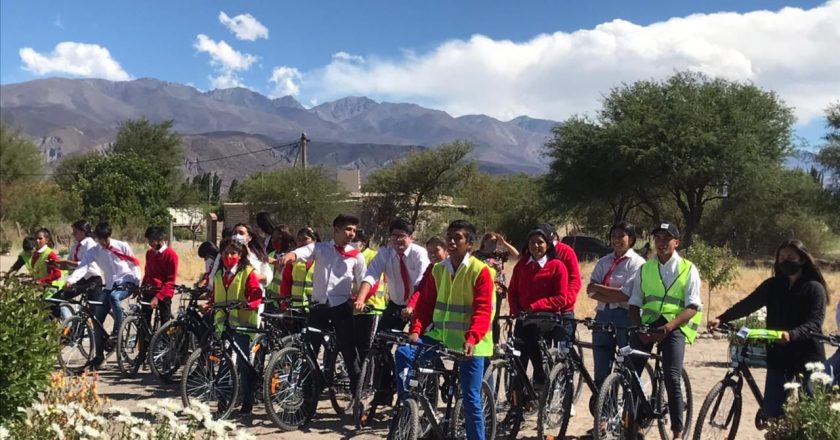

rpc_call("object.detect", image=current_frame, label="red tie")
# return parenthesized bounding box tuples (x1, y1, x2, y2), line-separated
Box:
(108, 246, 141, 267)
(398, 253, 411, 302)
(602, 256, 628, 286)
(335, 245, 360, 259)
(72, 242, 82, 261)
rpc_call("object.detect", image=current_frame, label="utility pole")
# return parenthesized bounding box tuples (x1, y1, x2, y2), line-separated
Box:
(299, 132, 309, 176)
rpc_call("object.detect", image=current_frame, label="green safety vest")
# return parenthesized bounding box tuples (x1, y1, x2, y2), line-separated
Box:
(265, 251, 282, 307)
(640, 258, 702, 343)
(20, 247, 66, 289)
(356, 248, 386, 316)
(290, 260, 313, 307)
(425, 256, 495, 356)
(213, 266, 259, 333)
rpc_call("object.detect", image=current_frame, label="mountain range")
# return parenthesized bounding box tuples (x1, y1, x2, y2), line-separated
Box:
(0, 77, 558, 180)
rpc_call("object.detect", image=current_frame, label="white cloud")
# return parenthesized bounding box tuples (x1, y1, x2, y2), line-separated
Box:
(19, 41, 131, 81)
(303, 1, 840, 124)
(219, 11, 268, 41)
(210, 72, 248, 90)
(269, 66, 302, 97)
(194, 34, 257, 71)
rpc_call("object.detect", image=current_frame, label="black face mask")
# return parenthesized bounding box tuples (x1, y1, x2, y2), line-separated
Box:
(778, 260, 804, 276)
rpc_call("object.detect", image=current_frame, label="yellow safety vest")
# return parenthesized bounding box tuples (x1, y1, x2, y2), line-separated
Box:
(290, 260, 313, 307)
(265, 251, 282, 307)
(425, 256, 495, 356)
(357, 248, 387, 315)
(639, 258, 702, 343)
(213, 266, 259, 333)
(21, 247, 66, 289)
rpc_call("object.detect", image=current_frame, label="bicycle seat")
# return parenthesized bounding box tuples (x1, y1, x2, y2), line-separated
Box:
(619, 345, 651, 359)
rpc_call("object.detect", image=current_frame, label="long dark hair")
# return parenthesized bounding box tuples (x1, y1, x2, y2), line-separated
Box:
(298, 227, 321, 243)
(774, 240, 829, 299)
(217, 238, 250, 274)
(271, 224, 296, 254)
(71, 220, 93, 238)
(520, 228, 558, 261)
(234, 223, 268, 262)
(34, 228, 55, 248)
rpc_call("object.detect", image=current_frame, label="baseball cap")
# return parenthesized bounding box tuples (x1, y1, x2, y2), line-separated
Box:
(651, 222, 680, 238)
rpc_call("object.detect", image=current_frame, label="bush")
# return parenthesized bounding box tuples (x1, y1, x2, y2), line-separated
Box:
(766, 362, 840, 440)
(0, 279, 59, 422)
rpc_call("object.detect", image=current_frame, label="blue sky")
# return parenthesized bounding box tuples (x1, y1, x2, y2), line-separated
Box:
(1, 0, 837, 148)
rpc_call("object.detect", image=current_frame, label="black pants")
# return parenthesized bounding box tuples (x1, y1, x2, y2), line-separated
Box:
(51, 276, 103, 319)
(139, 292, 172, 329)
(492, 292, 503, 345)
(90, 288, 112, 361)
(307, 300, 361, 392)
(354, 313, 380, 362)
(379, 300, 409, 333)
(514, 311, 574, 384)
(630, 317, 686, 434)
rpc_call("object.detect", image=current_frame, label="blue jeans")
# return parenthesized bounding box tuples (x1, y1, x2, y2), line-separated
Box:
(826, 348, 840, 385)
(394, 336, 486, 440)
(763, 368, 792, 419)
(108, 284, 134, 336)
(593, 307, 629, 389)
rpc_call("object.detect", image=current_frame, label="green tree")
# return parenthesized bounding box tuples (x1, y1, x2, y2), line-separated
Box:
(239, 166, 348, 227)
(173, 172, 223, 207)
(0, 181, 80, 230)
(363, 141, 476, 228)
(228, 178, 243, 202)
(0, 123, 43, 185)
(111, 118, 184, 198)
(816, 102, 840, 182)
(545, 71, 795, 246)
(682, 239, 740, 324)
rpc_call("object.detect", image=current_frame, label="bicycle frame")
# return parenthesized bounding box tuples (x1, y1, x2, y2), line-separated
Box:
(402, 342, 465, 438)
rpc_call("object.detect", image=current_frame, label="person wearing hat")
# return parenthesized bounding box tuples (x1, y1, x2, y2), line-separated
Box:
(586, 221, 647, 391)
(507, 226, 575, 387)
(624, 222, 702, 440)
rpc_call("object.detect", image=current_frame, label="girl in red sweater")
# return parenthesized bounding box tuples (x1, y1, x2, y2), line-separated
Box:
(507, 227, 575, 386)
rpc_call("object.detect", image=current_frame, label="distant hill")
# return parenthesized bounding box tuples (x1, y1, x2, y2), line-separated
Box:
(0, 77, 558, 176)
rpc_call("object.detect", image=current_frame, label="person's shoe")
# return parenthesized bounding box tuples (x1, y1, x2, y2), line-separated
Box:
(238, 403, 253, 416)
(86, 356, 105, 371)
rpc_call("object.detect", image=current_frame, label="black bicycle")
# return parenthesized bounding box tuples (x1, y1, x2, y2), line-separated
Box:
(692, 323, 785, 440)
(116, 285, 163, 376)
(148, 285, 212, 383)
(593, 325, 693, 440)
(385, 332, 496, 440)
(48, 289, 117, 373)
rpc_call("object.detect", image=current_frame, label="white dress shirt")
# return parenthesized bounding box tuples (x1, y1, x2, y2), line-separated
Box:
(625, 250, 702, 309)
(293, 240, 367, 306)
(67, 238, 141, 289)
(527, 255, 548, 268)
(589, 248, 646, 311)
(362, 243, 430, 306)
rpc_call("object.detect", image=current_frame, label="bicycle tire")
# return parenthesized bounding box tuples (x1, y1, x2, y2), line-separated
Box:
(656, 367, 693, 439)
(180, 344, 240, 420)
(387, 397, 420, 440)
(572, 341, 586, 403)
(450, 380, 497, 440)
(484, 358, 524, 440)
(353, 353, 378, 428)
(117, 315, 146, 376)
(262, 346, 319, 431)
(594, 372, 635, 440)
(149, 320, 195, 383)
(417, 369, 441, 438)
(58, 315, 95, 374)
(692, 380, 741, 440)
(537, 361, 575, 440)
(327, 347, 354, 416)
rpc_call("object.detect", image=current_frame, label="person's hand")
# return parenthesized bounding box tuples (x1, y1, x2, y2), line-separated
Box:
(280, 252, 297, 266)
(199, 303, 211, 313)
(401, 306, 414, 320)
(464, 342, 476, 357)
(780, 331, 791, 344)
(707, 319, 721, 332)
(196, 278, 208, 289)
(63, 281, 73, 290)
(150, 297, 159, 309)
(408, 332, 420, 344)
(353, 299, 367, 313)
(239, 300, 252, 310)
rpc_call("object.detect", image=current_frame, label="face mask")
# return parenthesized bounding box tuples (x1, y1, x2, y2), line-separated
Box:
(233, 234, 248, 244)
(223, 255, 240, 269)
(778, 260, 803, 276)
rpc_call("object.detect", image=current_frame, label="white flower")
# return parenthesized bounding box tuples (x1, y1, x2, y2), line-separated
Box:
(50, 423, 65, 440)
(235, 432, 257, 440)
(0, 426, 11, 440)
(130, 426, 150, 440)
(783, 382, 801, 390)
(182, 406, 205, 423)
(83, 425, 101, 438)
(204, 420, 226, 437)
(107, 405, 133, 417)
(218, 420, 237, 431)
(831, 402, 840, 413)
(810, 372, 832, 385)
(157, 398, 182, 413)
(173, 423, 190, 436)
(805, 362, 826, 372)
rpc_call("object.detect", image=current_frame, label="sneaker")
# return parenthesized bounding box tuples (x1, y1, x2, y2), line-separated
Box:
(86, 356, 105, 371)
(569, 403, 576, 417)
(238, 404, 253, 416)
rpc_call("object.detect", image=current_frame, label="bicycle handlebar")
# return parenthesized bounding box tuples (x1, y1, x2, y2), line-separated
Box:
(811, 331, 840, 347)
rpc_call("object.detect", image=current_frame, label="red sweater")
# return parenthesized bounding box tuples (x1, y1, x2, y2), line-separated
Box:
(142, 246, 179, 300)
(410, 258, 495, 346)
(554, 241, 582, 296)
(508, 257, 574, 315)
(33, 251, 62, 285)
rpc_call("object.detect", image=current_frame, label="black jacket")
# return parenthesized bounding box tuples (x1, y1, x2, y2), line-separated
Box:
(718, 275, 827, 373)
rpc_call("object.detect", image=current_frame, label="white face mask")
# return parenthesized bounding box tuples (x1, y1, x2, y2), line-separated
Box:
(233, 234, 248, 245)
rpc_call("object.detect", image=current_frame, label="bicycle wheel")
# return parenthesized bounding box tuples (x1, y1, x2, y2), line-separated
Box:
(326, 347, 354, 415)
(572, 342, 586, 403)
(537, 361, 575, 440)
(656, 368, 693, 439)
(149, 320, 196, 383)
(484, 358, 524, 440)
(417, 370, 441, 438)
(263, 346, 319, 431)
(692, 380, 741, 440)
(387, 397, 420, 440)
(180, 345, 239, 420)
(450, 380, 496, 440)
(58, 315, 95, 374)
(117, 315, 147, 376)
(354, 352, 379, 428)
(593, 372, 634, 440)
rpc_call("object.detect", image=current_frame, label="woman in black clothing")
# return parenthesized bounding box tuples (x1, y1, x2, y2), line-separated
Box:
(708, 239, 829, 419)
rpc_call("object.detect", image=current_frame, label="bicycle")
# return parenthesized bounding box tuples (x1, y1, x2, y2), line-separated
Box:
(593, 325, 693, 440)
(352, 307, 403, 428)
(813, 331, 840, 385)
(384, 332, 496, 440)
(48, 289, 117, 374)
(116, 285, 164, 376)
(148, 285, 212, 383)
(692, 323, 785, 440)
(261, 317, 355, 431)
(180, 301, 289, 420)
